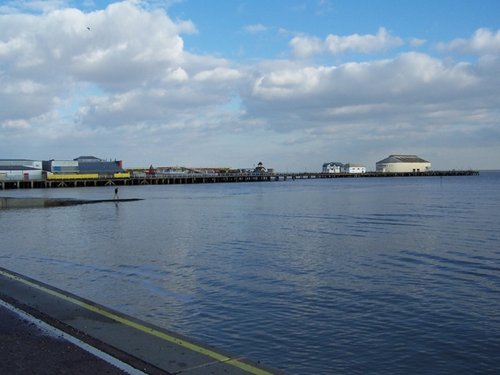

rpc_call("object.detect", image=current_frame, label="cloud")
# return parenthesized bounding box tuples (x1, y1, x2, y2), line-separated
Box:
(0, 1, 232, 128)
(325, 27, 403, 54)
(193, 67, 242, 82)
(164, 67, 189, 82)
(245, 50, 495, 151)
(438, 28, 500, 56)
(290, 27, 404, 57)
(0, 2, 191, 84)
(244, 24, 268, 34)
(289, 35, 324, 58)
(0, 2, 499, 169)
(252, 52, 478, 102)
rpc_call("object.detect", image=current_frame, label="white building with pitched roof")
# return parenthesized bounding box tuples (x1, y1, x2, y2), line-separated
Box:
(376, 155, 431, 173)
(322, 162, 343, 173)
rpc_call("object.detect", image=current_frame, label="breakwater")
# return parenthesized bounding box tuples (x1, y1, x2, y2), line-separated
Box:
(0, 197, 143, 209)
(0, 170, 478, 190)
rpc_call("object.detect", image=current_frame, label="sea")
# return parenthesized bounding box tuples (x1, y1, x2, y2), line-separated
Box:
(1, 171, 499, 375)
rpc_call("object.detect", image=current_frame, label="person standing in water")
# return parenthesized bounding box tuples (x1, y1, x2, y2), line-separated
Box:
(114, 187, 119, 200)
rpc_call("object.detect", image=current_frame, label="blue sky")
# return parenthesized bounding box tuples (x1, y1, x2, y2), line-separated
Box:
(1, 0, 500, 170)
(86, 1, 500, 60)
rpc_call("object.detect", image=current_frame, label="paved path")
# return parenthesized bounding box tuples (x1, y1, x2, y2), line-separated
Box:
(0, 267, 281, 375)
(0, 303, 130, 374)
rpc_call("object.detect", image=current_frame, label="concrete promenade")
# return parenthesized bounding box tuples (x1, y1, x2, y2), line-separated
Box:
(0, 267, 282, 375)
(0, 302, 130, 374)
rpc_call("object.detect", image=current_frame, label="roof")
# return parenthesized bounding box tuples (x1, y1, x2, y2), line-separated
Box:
(344, 163, 366, 168)
(0, 159, 34, 162)
(74, 156, 102, 162)
(376, 155, 430, 164)
(0, 159, 39, 167)
(322, 162, 343, 167)
(0, 166, 41, 171)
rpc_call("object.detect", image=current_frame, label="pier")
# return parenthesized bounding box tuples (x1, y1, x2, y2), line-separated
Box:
(0, 170, 479, 190)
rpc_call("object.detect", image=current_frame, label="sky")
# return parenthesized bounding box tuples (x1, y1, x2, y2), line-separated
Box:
(1, 0, 500, 171)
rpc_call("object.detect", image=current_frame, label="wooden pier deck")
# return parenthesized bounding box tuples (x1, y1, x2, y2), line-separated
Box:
(0, 170, 479, 190)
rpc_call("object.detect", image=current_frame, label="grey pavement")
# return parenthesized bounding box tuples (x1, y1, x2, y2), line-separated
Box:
(0, 303, 129, 374)
(0, 267, 282, 375)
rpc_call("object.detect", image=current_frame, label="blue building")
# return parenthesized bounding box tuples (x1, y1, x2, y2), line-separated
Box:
(74, 156, 124, 175)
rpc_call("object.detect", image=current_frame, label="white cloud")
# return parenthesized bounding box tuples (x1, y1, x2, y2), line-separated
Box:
(164, 67, 189, 82)
(244, 50, 494, 157)
(438, 28, 500, 56)
(289, 35, 324, 58)
(244, 24, 268, 33)
(193, 67, 242, 82)
(0, 2, 499, 170)
(252, 65, 332, 99)
(252, 52, 478, 103)
(291, 27, 403, 57)
(0, 1, 235, 128)
(325, 27, 403, 54)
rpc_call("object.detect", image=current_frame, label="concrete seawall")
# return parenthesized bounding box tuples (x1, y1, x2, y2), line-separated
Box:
(0, 197, 142, 209)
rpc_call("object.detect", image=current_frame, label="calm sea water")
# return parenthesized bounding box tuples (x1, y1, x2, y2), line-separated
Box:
(1, 172, 500, 374)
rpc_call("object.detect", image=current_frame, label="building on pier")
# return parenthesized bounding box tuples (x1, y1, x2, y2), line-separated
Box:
(376, 155, 431, 173)
(342, 163, 367, 174)
(254, 162, 267, 174)
(322, 162, 366, 174)
(0, 165, 45, 181)
(74, 156, 124, 175)
(0, 160, 44, 181)
(322, 162, 343, 173)
(1, 156, 124, 182)
(42, 160, 79, 174)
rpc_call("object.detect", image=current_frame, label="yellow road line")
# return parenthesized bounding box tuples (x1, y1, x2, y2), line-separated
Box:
(0, 269, 273, 375)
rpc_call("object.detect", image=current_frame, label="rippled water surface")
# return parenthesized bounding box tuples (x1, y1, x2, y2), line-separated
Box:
(1, 172, 500, 374)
